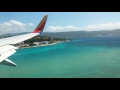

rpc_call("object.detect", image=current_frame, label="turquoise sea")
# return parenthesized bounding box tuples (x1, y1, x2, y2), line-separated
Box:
(1, 36, 120, 78)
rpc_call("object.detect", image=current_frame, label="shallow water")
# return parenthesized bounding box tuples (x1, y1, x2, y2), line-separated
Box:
(0, 36, 120, 78)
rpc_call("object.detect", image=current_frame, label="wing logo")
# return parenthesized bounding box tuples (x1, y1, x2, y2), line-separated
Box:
(33, 15, 48, 34)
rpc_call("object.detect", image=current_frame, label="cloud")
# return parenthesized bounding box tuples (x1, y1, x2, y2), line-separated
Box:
(83, 22, 120, 31)
(10, 20, 26, 26)
(65, 25, 81, 30)
(47, 26, 64, 32)
(47, 22, 120, 32)
(47, 25, 81, 32)
(28, 23, 34, 26)
(0, 20, 34, 35)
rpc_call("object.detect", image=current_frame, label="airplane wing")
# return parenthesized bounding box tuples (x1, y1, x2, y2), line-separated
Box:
(0, 15, 48, 67)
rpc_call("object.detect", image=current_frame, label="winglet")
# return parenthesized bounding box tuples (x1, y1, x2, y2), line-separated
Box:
(33, 15, 48, 34)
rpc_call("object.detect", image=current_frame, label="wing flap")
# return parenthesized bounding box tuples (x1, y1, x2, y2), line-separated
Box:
(0, 45, 16, 62)
(0, 45, 17, 54)
(1, 59, 16, 67)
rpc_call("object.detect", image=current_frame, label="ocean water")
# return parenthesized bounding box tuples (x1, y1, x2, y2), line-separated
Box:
(1, 36, 120, 78)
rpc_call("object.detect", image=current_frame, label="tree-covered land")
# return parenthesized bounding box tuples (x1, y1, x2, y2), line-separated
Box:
(24, 35, 68, 44)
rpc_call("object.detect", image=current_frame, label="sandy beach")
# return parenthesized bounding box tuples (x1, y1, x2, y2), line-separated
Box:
(19, 41, 63, 49)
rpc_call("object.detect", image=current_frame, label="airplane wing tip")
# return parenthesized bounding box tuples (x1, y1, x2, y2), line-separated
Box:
(32, 15, 48, 34)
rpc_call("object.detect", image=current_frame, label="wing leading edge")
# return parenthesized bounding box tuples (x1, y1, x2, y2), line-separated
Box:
(0, 15, 48, 67)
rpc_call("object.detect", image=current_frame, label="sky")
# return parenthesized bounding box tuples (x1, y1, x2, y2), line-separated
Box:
(1, 12, 120, 35)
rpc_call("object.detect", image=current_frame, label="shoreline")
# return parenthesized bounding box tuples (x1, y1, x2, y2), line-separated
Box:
(19, 41, 63, 49)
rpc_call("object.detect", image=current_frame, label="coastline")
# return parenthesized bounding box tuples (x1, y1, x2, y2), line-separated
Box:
(19, 41, 63, 49)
